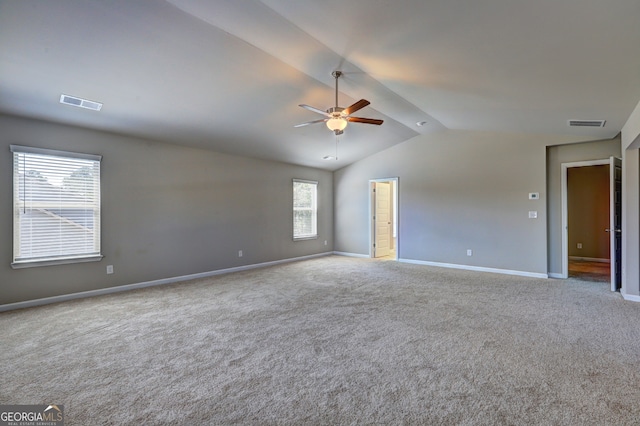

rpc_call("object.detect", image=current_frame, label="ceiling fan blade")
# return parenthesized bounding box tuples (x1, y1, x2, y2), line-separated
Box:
(343, 99, 370, 116)
(347, 116, 384, 125)
(299, 104, 329, 116)
(294, 118, 327, 128)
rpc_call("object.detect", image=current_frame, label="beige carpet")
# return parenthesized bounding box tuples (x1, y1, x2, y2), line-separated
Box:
(1, 256, 640, 424)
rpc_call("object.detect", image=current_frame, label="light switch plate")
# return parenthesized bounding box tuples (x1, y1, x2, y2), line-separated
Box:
(528, 211, 538, 219)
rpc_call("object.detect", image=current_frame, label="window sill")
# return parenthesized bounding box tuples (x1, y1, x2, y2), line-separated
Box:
(11, 255, 104, 269)
(293, 236, 318, 241)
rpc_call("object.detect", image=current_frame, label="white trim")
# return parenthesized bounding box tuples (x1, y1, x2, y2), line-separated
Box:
(561, 159, 610, 169)
(333, 251, 370, 258)
(568, 256, 610, 263)
(369, 177, 399, 260)
(0, 252, 332, 312)
(621, 292, 640, 303)
(292, 178, 318, 185)
(398, 258, 549, 279)
(10, 144, 102, 161)
(609, 156, 622, 292)
(548, 273, 564, 279)
(293, 236, 318, 241)
(561, 159, 610, 279)
(293, 179, 318, 240)
(11, 255, 104, 269)
(12, 147, 102, 265)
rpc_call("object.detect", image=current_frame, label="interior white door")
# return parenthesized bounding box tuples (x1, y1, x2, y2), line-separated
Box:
(374, 182, 391, 257)
(609, 156, 622, 291)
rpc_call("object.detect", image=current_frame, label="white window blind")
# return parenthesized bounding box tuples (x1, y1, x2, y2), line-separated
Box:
(11, 145, 102, 267)
(293, 179, 318, 240)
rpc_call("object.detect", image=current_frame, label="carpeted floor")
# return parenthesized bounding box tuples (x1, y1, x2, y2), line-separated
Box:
(1, 256, 639, 424)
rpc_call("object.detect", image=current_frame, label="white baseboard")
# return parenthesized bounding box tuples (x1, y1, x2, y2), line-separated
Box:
(333, 251, 370, 258)
(548, 273, 566, 279)
(548, 275, 639, 303)
(398, 258, 548, 279)
(569, 256, 610, 263)
(621, 292, 640, 303)
(0, 252, 333, 312)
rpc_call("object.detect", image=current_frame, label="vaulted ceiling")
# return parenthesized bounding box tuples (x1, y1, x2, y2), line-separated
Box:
(1, 0, 639, 170)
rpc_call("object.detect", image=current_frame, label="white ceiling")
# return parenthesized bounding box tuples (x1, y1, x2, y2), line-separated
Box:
(1, 0, 639, 170)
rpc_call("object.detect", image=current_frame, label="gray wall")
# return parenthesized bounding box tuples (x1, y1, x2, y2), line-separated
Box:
(621, 100, 640, 298)
(335, 130, 554, 275)
(0, 114, 333, 305)
(546, 138, 621, 275)
(622, 147, 639, 297)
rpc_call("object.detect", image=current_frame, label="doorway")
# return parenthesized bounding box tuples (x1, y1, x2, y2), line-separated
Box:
(369, 178, 398, 260)
(560, 157, 622, 291)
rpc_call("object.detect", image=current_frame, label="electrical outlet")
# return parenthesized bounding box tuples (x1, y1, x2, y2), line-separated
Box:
(467, 249, 473, 256)
(106, 265, 114, 274)
(238, 250, 243, 257)
(528, 211, 538, 219)
(577, 243, 582, 249)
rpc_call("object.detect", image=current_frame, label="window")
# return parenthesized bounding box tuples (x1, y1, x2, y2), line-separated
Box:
(293, 179, 318, 240)
(11, 145, 102, 267)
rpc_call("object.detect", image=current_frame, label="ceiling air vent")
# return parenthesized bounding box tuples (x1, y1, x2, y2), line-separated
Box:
(568, 119, 606, 128)
(60, 94, 102, 111)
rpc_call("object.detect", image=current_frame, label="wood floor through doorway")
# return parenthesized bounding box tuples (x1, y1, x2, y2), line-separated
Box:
(569, 259, 610, 282)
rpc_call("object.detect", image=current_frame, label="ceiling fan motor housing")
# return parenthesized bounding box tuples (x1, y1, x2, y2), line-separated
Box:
(327, 106, 345, 116)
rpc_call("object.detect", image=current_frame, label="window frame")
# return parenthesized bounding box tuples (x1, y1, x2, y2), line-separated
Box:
(293, 179, 318, 241)
(11, 145, 103, 268)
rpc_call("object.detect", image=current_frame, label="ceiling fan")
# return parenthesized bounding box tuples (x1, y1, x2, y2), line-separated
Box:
(294, 71, 383, 135)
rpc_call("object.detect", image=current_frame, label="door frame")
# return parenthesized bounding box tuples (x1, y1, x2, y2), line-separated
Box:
(369, 177, 399, 259)
(560, 159, 614, 284)
(609, 157, 622, 291)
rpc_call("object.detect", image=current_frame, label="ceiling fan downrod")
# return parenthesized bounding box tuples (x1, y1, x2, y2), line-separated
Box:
(332, 70, 342, 109)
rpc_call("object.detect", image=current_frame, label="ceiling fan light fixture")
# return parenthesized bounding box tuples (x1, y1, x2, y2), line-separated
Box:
(326, 117, 347, 132)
